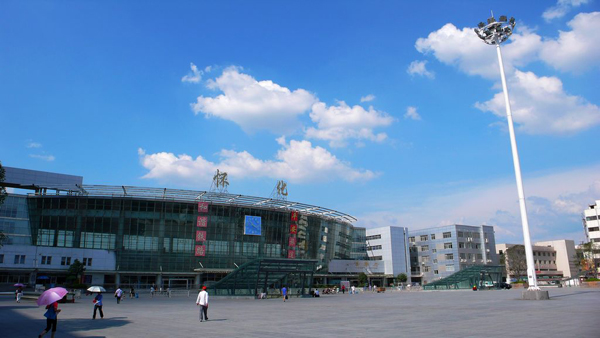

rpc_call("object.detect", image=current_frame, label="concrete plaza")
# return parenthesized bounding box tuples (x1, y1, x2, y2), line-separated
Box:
(1, 287, 597, 337)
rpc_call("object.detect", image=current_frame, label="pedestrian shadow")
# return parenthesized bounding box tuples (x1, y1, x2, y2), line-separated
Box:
(205, 319, 227, 322)
(58, 316, 131, 332)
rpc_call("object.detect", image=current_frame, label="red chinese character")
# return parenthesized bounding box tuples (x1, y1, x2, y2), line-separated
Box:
(198, 202, 209, 213)
(197, 216, 207, 227)
(289, 237, 296, 247)
(287, 249, 296, 259)
(290, 224, 297, 234)
(291, 211, 298, 221)
(196, 230, 206, 242)
(195, 245, 206, 257)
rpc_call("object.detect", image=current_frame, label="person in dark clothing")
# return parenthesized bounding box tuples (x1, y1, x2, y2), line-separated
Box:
(39, 301, 61, 338)
(93, 292, 104, 319)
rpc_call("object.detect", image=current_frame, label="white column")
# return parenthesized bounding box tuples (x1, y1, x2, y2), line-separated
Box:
(495, 43, 539, 290)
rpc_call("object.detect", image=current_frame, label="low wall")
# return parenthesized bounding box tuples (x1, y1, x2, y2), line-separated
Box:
(581, 281, 600, 288)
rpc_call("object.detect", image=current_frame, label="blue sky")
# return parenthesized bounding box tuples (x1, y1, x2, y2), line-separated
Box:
(1, 0, 599, 244)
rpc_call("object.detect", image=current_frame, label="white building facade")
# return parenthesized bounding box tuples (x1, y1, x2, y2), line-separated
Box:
(365, 226, 411, 282)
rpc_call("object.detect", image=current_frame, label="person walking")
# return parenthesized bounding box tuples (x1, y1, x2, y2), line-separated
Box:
(115, 286, 123, 304)
(341, 284, 345, 294)
(281, 286, 288, 302)
(129, 287, 135, 299)
(39, 301, 61, 338)
(16, 287, 23, 303)
(351, 285, 356, 294)
(93, 292, 104, 319)
(150, 285, 155, 298)
(196, 286, 209, 322)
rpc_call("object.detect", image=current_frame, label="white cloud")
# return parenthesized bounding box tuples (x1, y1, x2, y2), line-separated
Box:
(404, 106, 421, 121)
(305, 101, 394, 147)
(360, 94, 375, 102)
(356, 164, 600, 243)
(138, 138, 377, 185)
(29, 154, 55, 161)
(543, 0, 590, 21)
(475, 70, 600, 134)
(415, 17, 600, 134)
(26, 141, 42, 148)
(192, 67, 317, 134)
(181, 62, 202, 83)
(539, 12, 600, 73)
(407, 60, 435, 79)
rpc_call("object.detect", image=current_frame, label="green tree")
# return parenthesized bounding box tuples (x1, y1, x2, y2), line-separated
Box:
(358, 272, 367, 286)
(506, 245, 527, 282)
(0, 162, 7, 248)
(397, 273, 408, 283)
(68, 259, 85, 284)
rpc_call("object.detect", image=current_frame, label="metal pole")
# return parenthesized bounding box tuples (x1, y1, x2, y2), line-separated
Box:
(495, 43, 539, 290)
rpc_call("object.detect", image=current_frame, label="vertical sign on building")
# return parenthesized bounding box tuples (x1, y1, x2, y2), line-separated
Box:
(296, 214, 308, 259)
(195, 202, 209, 257)
(288, 211, 298, 259)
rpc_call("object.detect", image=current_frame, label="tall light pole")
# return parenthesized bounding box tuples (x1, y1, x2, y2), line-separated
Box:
(474, 14, 540, 292)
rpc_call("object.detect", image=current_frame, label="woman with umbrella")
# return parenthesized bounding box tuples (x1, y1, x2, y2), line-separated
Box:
(37, 287, 66, 338)
(14, 283, 24, 303)
(88, 286, 106, 319)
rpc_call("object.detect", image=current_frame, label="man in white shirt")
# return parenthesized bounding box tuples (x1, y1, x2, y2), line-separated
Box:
(115, 287, 123, 304)
(196, 286, 209, 322)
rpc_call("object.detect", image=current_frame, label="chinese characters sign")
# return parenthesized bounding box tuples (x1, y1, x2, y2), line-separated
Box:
(198, 202, 209, 213)
(287, 249, 296, 259)
(290, 224, 297, 234)
(197, 216, 208, 227)
(291, 211, 298, 222)
(196, 231, 207, 242)
(195, 245, 206, 257)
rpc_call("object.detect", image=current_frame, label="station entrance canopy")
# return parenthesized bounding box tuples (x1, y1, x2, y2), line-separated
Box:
(203, 258, 317, 297)
(423, 265, 504, 290)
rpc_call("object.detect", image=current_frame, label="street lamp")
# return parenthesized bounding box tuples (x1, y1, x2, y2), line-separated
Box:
(474, 14, 541, 293)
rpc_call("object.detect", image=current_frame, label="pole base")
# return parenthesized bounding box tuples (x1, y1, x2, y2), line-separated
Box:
(521, 290, 549, 300)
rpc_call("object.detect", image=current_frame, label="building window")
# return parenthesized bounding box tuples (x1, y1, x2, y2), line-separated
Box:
(586, 216, 598, 221)
(367, 245, 382, 251)
(421, 245, 429, 252)
(0, 254, 3, 263)
(409, 237, 415, 243)
(473, 232, 480, 238)
(444, 242, 453, 249)
(446, 264, 455, 272)
(420, 235, 428, 241)
(41, 256, 52, 265)
(423, 266, 430, 272)
(589, 227, 599, 232)
(422, 255, 430, 262)
(457, 231, 464, 237)
(445, 253, 454, 260)
(432, 249, 437, 253)
(14, 255, 26, 264)
(434, 270, 439, 274)
(433, 259, 438, 264)
(475, 244, 481, 249)
(443, 232, 452, 238)
(83, 258, 93, 266)
(370, 256, 383, 261)
(61, 257, 71, 266)
(476, 254, 483, 260)
(431, 234, 436, 240)
(366, 234, 381, 240)
(458, 242, 465, 248)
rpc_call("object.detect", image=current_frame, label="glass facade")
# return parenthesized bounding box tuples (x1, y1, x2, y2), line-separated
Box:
(0, 195, 32, 246)
(26, 195, 360, 275)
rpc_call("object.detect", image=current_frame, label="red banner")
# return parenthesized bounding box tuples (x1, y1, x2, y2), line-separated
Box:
(287, 249, 296, 259)
(290, 224, 297, 234)
(196, 231, 207, 242)
(289, 237, 296, 247)
(195, 245, 206, 256)
(197, 216, 208, 227)
(198, 202, 209, 213)
(291, 211, 298, 221)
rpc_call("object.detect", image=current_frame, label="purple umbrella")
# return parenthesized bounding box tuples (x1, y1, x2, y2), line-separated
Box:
(37, 287, 68, 306)
(14, 283, 25, 287)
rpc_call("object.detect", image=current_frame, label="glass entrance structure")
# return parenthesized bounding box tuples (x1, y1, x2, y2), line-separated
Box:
(208, 258, 317, 297)
(423, 265, 504, 290)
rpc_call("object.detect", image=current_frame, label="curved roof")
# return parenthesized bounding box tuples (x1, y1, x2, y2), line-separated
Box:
(67, 185, 357, 224)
